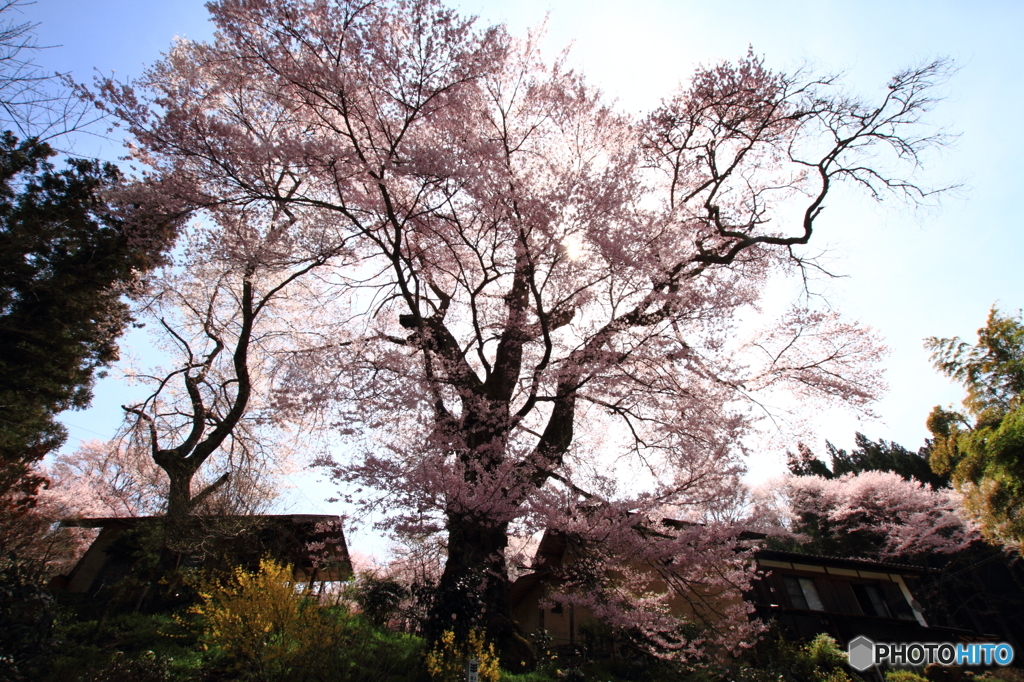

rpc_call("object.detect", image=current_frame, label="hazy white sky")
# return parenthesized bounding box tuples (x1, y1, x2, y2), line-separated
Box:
(21, 1, 1024, 520)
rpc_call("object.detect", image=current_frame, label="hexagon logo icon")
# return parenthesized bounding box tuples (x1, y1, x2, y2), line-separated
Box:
(848, 636, 875, 671)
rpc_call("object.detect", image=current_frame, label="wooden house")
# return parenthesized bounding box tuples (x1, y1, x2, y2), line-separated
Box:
(55, 514, 353, 597)
(749, 550, 988, 646)
(510, 529, 995, 652)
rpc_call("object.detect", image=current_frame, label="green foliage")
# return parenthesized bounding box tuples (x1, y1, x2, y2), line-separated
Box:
(728, 630, 858, 682)
(500, 672, 553, 682)
(804, 634, 847, 670)
(38, 596, 425, 682)
(884, 671, 927, 682)
(19, 564, 893, 682)
(0, 132, 179, 504)
(508, 625, 859, 682)
(788, 433, 948, 489)
(353, 572, 409, 627)
(0, 553, 56, 680)
(928, 307, 1024, 545)
(189, 557, 422, 682)
(928, 308, 1024, 415)
(39, 610, 203, 682)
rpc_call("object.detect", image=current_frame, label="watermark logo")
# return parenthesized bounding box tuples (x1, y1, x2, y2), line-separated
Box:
(847, 636, 1015, 671)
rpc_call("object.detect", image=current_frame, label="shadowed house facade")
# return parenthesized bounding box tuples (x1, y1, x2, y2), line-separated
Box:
(510, 531, 996, 652)
(55, 514, 353, 597)
(511, 529, 582, 648)
(748, 550, 989, 646)
(510, 528, 748, 651)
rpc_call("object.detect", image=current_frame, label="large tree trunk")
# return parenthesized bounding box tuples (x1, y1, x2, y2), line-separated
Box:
(162, 458, 230, 522)
(427, 516, 536, 671)
(418, 368, 576, 668)
(165, 469, 194, 521)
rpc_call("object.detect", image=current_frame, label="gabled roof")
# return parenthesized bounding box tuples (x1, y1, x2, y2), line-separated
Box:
(755, 549, 933, 576)
(59, 513, 353, 595)
(60, 513, 342, 528)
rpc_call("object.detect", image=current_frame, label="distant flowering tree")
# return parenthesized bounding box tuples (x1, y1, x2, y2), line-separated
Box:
(0, 486, 95, 580)
(94, 0, 952, 661)
(1, 434, 284, 581)
(763, 470, 978, 560)
(0, 441, 165, 580)
(43, 440, 168, 518)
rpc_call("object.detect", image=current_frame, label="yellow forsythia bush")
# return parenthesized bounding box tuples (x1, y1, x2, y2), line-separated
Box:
(424, 629, 500, 682)
(189, 558, 331, 678)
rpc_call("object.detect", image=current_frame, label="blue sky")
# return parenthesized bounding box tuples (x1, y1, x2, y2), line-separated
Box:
(21, 1, 1024, 508)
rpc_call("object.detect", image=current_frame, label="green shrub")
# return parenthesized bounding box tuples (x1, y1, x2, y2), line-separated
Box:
(805, 634, 848, 670)
(40, 610, 203, 682)
(189, 558, 422, 681)
(353, 572, 409, 627)
(727, 629, 858, 682)
(885, 671, 927, 682)
(500, 671, 556, 682)
(0, 555, 57, 680)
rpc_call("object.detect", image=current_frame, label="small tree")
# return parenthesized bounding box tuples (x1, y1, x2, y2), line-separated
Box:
(118, 211, 350, 522)
(353, 572, 409, 627)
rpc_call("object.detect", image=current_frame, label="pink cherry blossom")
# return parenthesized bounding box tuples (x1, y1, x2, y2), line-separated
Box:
(91, 0, 953, 658)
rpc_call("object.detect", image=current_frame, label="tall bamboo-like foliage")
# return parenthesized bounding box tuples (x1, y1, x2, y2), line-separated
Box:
(928, 307, 1024, 547)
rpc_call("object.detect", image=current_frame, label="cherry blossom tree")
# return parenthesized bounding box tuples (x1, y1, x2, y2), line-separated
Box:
(44, 439, 167, 518)
(0, 483, 95, 580)
(93, 0, 952, 661)
(115, 211, 349, 521)
(756, 470, 978, 560)
(0, 440, 164, 581)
